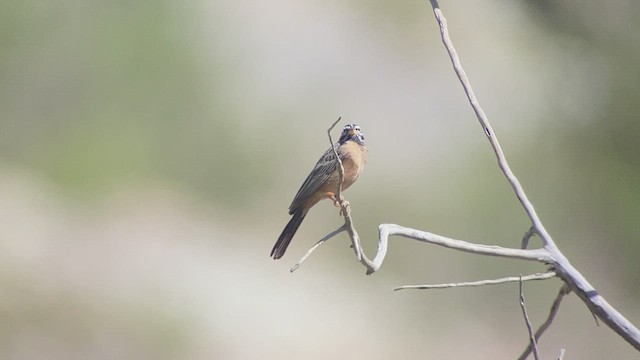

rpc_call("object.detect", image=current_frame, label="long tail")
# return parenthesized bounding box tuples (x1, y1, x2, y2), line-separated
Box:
(271, 209, 307, 259)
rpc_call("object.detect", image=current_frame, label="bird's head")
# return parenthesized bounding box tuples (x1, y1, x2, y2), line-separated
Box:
(338, 123, 365, 146)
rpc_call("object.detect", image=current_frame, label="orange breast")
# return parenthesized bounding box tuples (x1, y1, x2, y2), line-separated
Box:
(338, 141, 368, 190)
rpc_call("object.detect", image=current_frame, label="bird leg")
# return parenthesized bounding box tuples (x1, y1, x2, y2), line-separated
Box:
(325, 192, 350, 216)
(326, 192, 342, 207)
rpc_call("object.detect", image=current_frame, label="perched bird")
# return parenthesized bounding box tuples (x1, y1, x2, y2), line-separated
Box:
(271, 123, 368, 259)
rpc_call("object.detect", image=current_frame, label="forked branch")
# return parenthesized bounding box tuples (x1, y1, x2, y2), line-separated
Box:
(428, 0, 640, 350)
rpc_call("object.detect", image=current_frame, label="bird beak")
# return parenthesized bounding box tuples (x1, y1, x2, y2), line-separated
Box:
(348, 129, 357, 136)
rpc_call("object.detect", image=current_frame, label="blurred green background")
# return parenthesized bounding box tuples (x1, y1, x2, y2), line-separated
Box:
(1, 0, 639, 359)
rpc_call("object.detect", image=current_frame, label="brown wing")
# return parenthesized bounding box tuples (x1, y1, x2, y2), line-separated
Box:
(288, 145, 339, 214)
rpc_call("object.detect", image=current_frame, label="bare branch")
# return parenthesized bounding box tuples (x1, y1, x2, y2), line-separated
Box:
(519, 285, 571, 360)
(290, 225, 346, 273)
(377, 224, 553, 265)
(395, 272, 555, 291)
(519, 276, 540, 360)
(428, 0, 640, 350)
(355, 223, 553, 276)
(341, 203, 377, 274)
(557, 348, 566, 360)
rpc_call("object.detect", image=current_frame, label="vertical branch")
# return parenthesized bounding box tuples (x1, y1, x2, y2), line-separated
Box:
(519, 285, 571, 360)
(327, 116, 344, 203)
(519, 276, 540, 360)
(521, 226, 536, 249)
(327, 117, 364, 261)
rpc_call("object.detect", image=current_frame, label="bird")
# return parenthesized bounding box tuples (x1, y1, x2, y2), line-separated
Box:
(271, 123, 368, 260)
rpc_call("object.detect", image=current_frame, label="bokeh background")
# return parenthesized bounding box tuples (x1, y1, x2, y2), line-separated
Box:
(1, 0, 639, 359)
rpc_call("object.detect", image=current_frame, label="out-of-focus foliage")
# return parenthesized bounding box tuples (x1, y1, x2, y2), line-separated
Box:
(0, 0, 272, 209)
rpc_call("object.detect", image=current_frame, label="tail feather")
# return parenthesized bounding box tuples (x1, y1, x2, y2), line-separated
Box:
(271, 210, 307, 259)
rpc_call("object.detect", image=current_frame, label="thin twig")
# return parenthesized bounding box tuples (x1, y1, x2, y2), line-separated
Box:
(327, 116, 345, 205)
(521, 226, 536, 249)
(290, 225, 346, 272)
(519, 275, 540, 360)
(519, 285, 571, 360)
(395, 271, 555, 291)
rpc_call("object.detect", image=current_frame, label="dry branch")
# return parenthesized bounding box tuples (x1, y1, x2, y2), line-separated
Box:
(519, 285, 572, 360)
(519, 276, 540, 360)
(395, 272, 556, 291)
(427, 0, 640, 350)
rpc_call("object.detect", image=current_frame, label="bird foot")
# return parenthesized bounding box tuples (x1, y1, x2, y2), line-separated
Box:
(338, 200, 350, 216)
(329, 194, 344, 207)
(328, 194, 349, 216)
